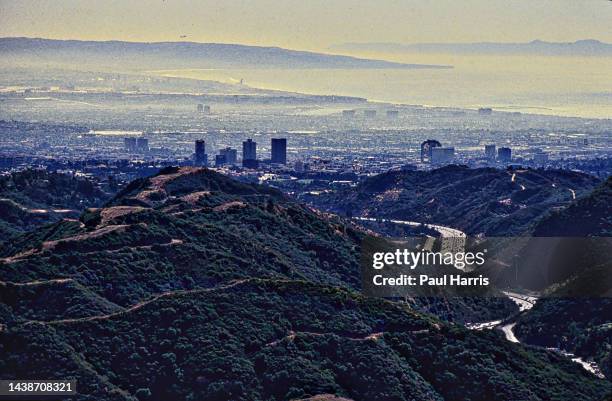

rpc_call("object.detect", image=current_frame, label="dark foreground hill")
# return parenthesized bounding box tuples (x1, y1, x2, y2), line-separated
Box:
(0, 167, 510, 323)
(312, 165, 600, 236)
(3, 279, 609, 401)
(0, 169, 111, 240)
(0, 167, 609, 400)
(0, 167, 362, 308)
(532, 176, 612, 237)
(515, 296, 612, 380)
(514, 177, 612, 379)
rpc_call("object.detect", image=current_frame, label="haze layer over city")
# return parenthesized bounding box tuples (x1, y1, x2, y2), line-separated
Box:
(1, 1, 611, 182)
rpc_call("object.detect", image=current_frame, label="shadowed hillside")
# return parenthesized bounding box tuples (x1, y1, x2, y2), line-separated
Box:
(3, 279, 609, 401)
(0, 169, 112, 240)
(311, 165, 600, 236)
(513, 177, 612, 379)
(1, 167, 363, 307)
(532, 176, 612, 237)
(1, 167, 609, 400)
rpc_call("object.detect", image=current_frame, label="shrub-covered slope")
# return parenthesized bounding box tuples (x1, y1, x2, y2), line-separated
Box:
(0, 167, 514, 324)
(514, 177, 612, 379)
(515, 297, 612, 380)
(2, 280, 609, 401)
(312, 166, 600, 235)
(0, 169, 111, 240)
(532, 176, 612, 236)
(1, 167, 609, 400)
(0, 167, 362, 313)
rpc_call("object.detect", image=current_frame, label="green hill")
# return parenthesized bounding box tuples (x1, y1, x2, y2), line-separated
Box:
(0, 169, 111, 240)
(512, 177, 612, 379)
(1, 167, 362, 310)
(312, 166, 600, 236)
(514, 296, 612, 380)
(0, 277, 122, 323)
(3, 280, 608, 401)
(1, 167, 609, 400)
(532, 176, 612, 236)
(0, 167, 514, 323)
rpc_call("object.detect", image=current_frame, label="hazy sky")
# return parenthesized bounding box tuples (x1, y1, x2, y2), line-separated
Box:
(1, 0, 611, 51)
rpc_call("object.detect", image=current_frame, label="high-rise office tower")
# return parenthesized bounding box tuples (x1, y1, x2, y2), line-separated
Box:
(485, 144, 496, 160)
(136, 137, 149, 153)
(242, 139, 256, 160)
(124, 137, 137, 153)
(195, 140, 207, 166)
(219, 147, 237, 165)
(271, 138, 287, 164)
(431, 147, 455, 164)
(242, 139, 258, 168)
(498, 147, 512, 163)
(219, 147, 238, 165)
(215, 154, 227, 167)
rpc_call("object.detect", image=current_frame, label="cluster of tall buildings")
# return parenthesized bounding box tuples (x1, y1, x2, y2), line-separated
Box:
(419, 140, 514, 165)
(124, 137, 149, 153)
(498, 147, 512, 163)
(192, 137, 287, 169)
(123, 132, 515, 171)
(196, 104, 211, 114)
(484, 144, 512, 163)
(216, 147, 238, 166)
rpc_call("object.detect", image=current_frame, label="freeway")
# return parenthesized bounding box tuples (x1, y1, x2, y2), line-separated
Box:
(468, 291, 605, 379)
(354, 216, 469, 271)
(353, 216, 466, 238)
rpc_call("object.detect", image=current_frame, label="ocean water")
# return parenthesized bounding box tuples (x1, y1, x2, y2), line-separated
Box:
(152, 53, 612, 119)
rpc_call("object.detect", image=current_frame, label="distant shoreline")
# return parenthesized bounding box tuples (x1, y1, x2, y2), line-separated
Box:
(147, 68, 611, 120)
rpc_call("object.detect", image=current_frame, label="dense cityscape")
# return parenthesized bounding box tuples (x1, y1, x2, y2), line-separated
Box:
(1, 98, 610, 198)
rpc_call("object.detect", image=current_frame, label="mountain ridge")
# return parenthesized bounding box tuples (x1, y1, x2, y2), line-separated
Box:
(3, 278, 609, 401)
(0, 37, 452, 70)
(330, 39, 612, 56)
(307, 165, 600, 236)
(1, 167, 610, 400)
(0, 169, 112, 240)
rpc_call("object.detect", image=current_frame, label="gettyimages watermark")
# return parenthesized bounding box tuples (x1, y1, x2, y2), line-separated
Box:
(361, 236, 612, 298)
